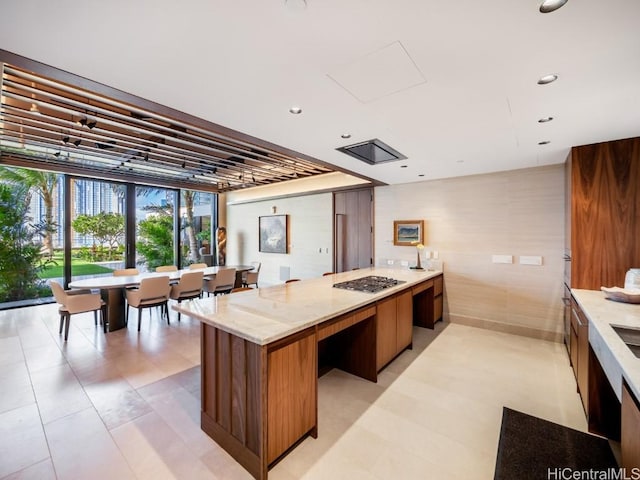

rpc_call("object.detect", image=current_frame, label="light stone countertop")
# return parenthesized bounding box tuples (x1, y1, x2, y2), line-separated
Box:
(571, 289, 640, 402)
(173, 267, 443, 346)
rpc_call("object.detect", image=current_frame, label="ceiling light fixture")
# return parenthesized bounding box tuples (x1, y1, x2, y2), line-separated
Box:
(538, 116, 554, 123)
(537, 74, 558, 85)
(289, 106, 302, 114)
(538, 140, 551, 145)
(539, 0, 568, 13)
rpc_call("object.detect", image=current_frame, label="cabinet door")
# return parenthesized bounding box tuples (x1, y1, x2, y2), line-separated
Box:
(622, 382, 640, 470)
(577, 317, 589, 413)
(396, 290, 413, 353)
(570, 323, 578, 380)
(376, 296, 397, 370)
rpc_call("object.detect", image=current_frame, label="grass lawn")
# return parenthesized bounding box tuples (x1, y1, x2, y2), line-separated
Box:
(38, 258, 115, 279)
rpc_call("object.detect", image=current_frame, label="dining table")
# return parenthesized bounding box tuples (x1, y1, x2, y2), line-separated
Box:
(68, 265, 254, 331)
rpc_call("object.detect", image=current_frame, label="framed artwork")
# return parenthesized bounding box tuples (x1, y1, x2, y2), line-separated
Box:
(393, 220, 424, 246)
(259, 215, 288, 253)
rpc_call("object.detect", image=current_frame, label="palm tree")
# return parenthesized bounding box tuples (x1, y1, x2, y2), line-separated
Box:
(0, 166, 59, 258)
(182, 190, 199, 264)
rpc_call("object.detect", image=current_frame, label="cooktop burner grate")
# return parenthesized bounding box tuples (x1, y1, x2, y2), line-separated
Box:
(333, 275, 405, 293)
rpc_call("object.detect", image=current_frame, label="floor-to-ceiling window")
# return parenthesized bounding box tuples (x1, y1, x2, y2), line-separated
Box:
(0, 167, 217, 308)
(70, 178, 126, 282)
(135, 186, 177, 272)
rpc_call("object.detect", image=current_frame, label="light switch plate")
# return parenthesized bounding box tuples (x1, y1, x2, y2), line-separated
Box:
(520, 255, 543, 266)
(492, 255, 513, 264)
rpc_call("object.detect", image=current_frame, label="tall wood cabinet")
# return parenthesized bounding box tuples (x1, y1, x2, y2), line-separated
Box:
(567, 136, 640, 290)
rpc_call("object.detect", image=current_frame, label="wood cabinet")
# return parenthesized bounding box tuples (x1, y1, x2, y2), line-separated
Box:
(267, 331, 317, 464)
(434, 275, 443, 322)
(568, 137, 640, 290)
(200, 324, 317, 479)
(622, 382, 640, 469)
(569, 297, 590, 414)
(376, 290, 413, 371)
(412, 274, 443, 329)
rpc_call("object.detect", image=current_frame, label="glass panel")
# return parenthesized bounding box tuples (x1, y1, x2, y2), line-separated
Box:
(70, 179, 125, 282)
(135, 187, 176, 272)
(0, 168, 63, 305)
(180, 190, 213, 267)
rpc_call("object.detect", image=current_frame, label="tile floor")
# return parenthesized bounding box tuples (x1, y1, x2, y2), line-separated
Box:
(0, 303, 585, 479)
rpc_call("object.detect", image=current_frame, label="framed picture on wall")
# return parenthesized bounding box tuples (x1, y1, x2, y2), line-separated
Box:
(259, 215, 288, 253)
(393, 220, 424, 246)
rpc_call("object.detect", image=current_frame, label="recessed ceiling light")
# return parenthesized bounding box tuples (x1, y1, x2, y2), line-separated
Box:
(538, 116, 554, 123)
(289, 106, 302, 114)
(456, 160, 464, 163)
(400, 165, 408, 168)
(537, 74, 558, 85)
(285, 0, 307, 12)
(539, 0, 568, 13)
(341, 133, 351, 139)
(538, 140, 551, 145)
(418, 174, 425, 177)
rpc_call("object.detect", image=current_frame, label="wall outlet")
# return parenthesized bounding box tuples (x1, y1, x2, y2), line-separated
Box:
(492, 255, 513, 264)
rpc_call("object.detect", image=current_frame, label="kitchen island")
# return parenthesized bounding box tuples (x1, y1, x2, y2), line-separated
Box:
(173, 267, 443, 480)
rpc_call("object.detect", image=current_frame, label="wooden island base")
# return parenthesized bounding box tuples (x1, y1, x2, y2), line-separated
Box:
(194, 272, 443, 480)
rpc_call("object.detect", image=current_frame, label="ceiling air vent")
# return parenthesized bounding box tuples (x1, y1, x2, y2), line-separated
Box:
(336, 139, 406, 165)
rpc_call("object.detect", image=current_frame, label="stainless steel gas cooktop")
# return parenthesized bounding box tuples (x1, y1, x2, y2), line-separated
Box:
(333, 275, 405, 293)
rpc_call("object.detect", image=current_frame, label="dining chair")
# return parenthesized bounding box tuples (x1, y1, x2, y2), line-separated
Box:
(125, 276, 171, 331)
(169, 271, 204, 322)
(285, 278, 301, 284)
(203, 268, 237, 296)
(242, 261, 261, 288)
(189, 263, 207, 270)
(156, 265, 178, 272)
(50, 281, 106, 341)
(113, 268, 139, 276)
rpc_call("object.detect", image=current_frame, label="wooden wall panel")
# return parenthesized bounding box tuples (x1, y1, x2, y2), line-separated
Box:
(231, 335, 247, 442)
(217, 330, 231, 430)
(571, 137, 640, 290)
(334, 188, 373, 271)
(267, 332, 317, 464)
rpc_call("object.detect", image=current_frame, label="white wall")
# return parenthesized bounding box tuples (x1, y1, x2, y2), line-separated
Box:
(226, 193, 334, 286)
(375, 164, 565, 340)
(225, 164, 565, 339)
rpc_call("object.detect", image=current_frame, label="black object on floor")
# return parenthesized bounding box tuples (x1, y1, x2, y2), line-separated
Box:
(494, 407, 618, 480)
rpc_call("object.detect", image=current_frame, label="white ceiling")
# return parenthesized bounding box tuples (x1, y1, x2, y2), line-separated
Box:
(2, 0, 640, 186)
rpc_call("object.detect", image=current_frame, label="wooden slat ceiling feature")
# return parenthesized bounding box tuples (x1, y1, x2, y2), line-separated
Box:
(0, 63, 334, 192)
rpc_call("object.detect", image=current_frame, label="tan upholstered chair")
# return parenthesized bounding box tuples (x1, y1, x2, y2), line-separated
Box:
(189, 263, 207, 270)
(242, 262, 261, 288)
(169, 271, 204, 321)
(125, 276, 171, 331)
(156, 265, 178, 272)
(113, 268, 139, 276)
(50, 281, 106, 341)
(203, 268, 236, 296)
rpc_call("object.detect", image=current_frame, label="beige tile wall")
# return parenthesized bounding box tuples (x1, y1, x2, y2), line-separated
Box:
(375, 164, 565, 340)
